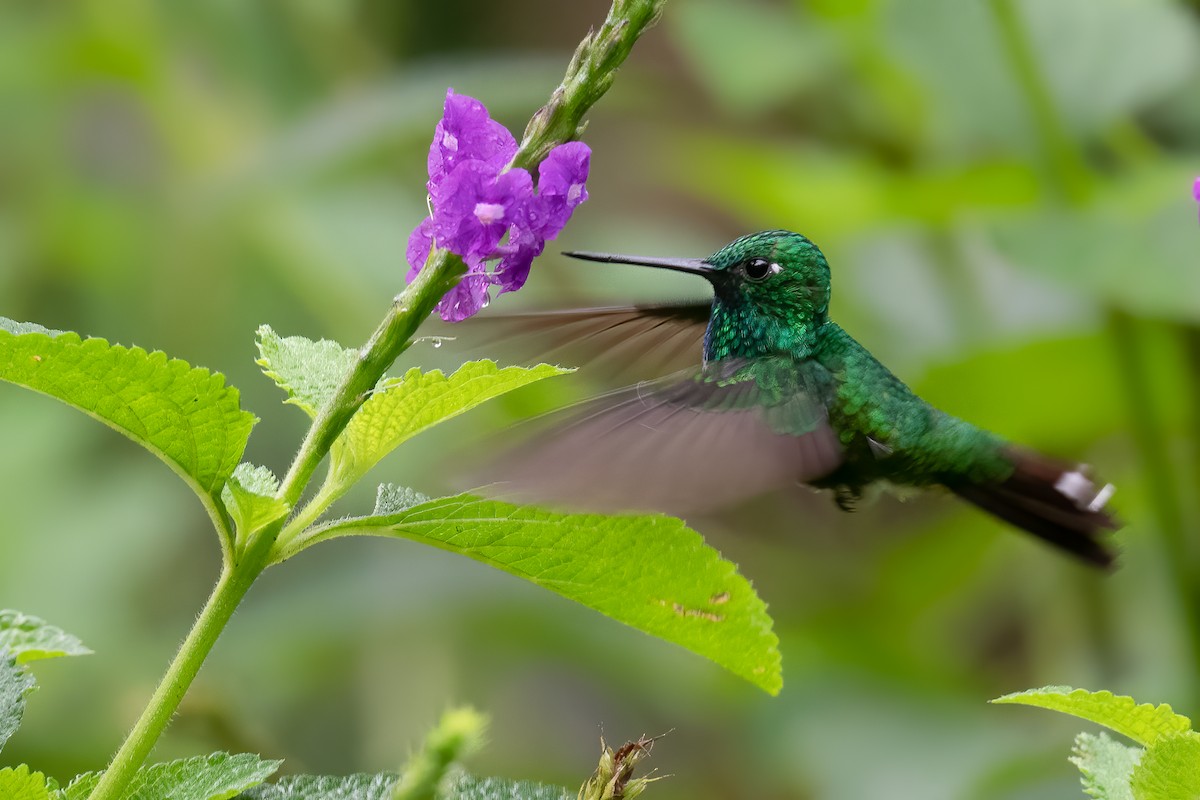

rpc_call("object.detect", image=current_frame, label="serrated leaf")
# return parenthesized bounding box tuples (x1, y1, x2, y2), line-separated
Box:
(233, 773, 573, 800)
(1130, 733, 1200, 800)
(0, 610, 91, 664)
(992, 687, 1192, 747)
(448, 774, 573, 800)
(302, 493, 782, 695)
(374, 483, 432, 515)
(1072, 732, 1140, 800)
(0, 653, 35, 754)
(256, 325, 357, 417)
(0, 318, 256, 530)
(221, 464, 289, 538)
(234, 773, 397, 799)
(328, 361, 572, 490)
(0, 765, 51, 800)
(62, 753, 281, 800)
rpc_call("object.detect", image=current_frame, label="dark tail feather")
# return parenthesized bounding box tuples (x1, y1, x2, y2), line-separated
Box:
(948, 447, 1119, 569)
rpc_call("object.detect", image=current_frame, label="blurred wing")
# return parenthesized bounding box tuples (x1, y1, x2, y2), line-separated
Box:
(460, 302, 712, 382)
(484, 357, 844, 515)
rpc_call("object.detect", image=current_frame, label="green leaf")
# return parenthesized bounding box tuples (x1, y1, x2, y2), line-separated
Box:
(233, 773, 573, 800)
(0, 610, 91, 664)
(328, 361, 572, 489)
(1131, 734, 1200, 800)
(0, 318, 257, 532)
(221, 464, 289, 539)
(0, 653, 35, 754)
(0, 765, 51, 800)
(255, 325, 357, 418)
(448, 774, 573, 800)
(62, 753, 281, 800)
(991, 687, 1192, 747)
(234, 773, 397, 799)
(1072, 732, 1140, 800)
(300, 493, 782, 695)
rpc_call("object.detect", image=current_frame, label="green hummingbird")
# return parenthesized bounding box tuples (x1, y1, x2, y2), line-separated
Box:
(489, 229, 1118, 567)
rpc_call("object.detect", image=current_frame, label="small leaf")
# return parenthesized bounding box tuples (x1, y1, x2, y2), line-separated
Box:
(256, 325, 357, 418)
(0, 318, 256, 530)
(0, 653, 36, 754)
(234, 773, 397, 799)
(0, 765, 51, 800)
(63, 753, 281, 800)
(222, 464, 289, 539)
(302, 493, 782, 694)
(1072, 732, 1140, 800)
(1130, 733, 1200, 800)
(0, 611, 91, 664)
(329, 361, 572, 490)
(992, 687, 1191, 747)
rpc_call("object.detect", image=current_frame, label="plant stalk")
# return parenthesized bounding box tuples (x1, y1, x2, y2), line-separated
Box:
(85, 556, 266, 800)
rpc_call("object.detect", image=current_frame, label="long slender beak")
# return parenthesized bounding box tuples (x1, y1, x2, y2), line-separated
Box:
(564, 250, 715, 279)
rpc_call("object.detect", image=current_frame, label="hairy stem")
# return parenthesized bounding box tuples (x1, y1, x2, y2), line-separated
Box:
(85, 559, 265, 799)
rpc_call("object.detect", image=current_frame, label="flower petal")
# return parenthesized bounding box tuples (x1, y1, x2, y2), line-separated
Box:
(405, 216, 435, 282)
(427, 89, 518, 184)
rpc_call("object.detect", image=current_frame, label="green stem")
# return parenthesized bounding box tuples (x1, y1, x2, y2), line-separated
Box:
(85, 557, 267, 800)
(1108, 311, 1200, 709)
(988, 0, 1092, 203)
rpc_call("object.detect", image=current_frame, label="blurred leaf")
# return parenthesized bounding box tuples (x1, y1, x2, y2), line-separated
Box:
(992, 687, 1191, 747)
(668, 136, 1038, 237)
(1071, 731, 1139, 800)
(0, 765, 50, 800)
(221, 464, 289, 540)
(1130, 733, 1200, 800)
(914, 335, 1124, 450)
(61, 753, 282, 800)
(0, 654, 35, 754)
(0, 610, 91, 665)
(327, 361, 572, 490)
(256, 325, 357, 418)
(299, 492, 782, 694)
(668, 0, 835, 115)
(1021, 0, 1200, 135)
(0, 318, 257, 535)
(991, 163, 1200, 321)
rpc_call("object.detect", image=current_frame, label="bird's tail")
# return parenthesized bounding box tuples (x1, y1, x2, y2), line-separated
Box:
(947, 447, 1119, 569)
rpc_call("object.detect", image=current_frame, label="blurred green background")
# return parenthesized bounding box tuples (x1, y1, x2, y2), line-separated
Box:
(2, 0, 1200, 798)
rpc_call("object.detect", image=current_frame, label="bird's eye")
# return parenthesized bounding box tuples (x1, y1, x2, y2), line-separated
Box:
(743, 257, 778, 282)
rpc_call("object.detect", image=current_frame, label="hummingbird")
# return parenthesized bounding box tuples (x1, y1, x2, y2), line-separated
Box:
(487, 229, 1119, 568)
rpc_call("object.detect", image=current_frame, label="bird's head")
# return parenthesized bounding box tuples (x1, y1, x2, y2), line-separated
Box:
(566, 229, 832, 358)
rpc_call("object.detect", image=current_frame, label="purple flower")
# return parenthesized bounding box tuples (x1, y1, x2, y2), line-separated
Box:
(431, 161, 533, 261)
(1194, 177, 1200, 222)
(407, 89, 591, 322)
